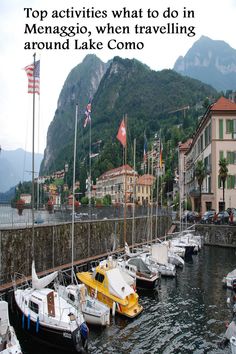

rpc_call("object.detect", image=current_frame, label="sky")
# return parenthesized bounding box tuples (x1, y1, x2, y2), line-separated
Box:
(0, 0, 236, 154)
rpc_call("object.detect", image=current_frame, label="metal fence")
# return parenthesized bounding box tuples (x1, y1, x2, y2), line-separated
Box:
(0, 203, 173, 229)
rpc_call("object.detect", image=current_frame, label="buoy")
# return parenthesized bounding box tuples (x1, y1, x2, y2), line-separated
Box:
(27, 314, 30, 330)
(36, 316, 39, 333)
(22, 313, 25, 329)
(112, 302, 116, 317)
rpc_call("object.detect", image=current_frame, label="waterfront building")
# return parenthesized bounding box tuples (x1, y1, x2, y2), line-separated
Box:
(95, 165, 137, 204)
(136, 174, 156, 205)
(181, 96, 236, 213)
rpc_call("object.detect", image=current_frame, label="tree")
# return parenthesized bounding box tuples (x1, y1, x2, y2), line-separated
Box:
(219, 158, 228, 209)
(195, 160, 206, 214)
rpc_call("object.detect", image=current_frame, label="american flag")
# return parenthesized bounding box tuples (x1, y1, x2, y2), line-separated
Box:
(24, 60, 40, 95)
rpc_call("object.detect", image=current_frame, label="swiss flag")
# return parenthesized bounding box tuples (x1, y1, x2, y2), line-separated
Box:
(116, 119, 126, 147)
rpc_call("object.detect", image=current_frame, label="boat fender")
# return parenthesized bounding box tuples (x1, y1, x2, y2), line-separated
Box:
(36, 316, 39, 333)
(22, 313, 25, 329)
(112, 302, 116, 316)
(80, 322, 89, 340)
(27, 314, 30, 330)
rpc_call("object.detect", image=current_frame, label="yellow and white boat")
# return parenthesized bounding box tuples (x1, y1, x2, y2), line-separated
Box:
(76, 258, 143, 318)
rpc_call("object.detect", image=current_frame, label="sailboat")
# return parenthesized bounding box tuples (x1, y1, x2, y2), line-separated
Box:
(56, 103, 110, 327)
(13, 262, 88, 353)
(0, 300, 22, 354)
(12, 58, 89, 353)
(77, 117, 143, 318)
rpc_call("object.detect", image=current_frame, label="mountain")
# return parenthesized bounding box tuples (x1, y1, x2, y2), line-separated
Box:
(40, 55, 217, 191)
(173, 36, 236, 91)
(0, 149, 43, 193)
(40, 54, 109, 174)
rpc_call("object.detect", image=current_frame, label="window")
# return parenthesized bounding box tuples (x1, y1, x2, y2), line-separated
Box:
(219, 151, 224, 160)
(226, 151, 236, 164)
(219, 119, 223, 140)
(233, 120, 236, 139)
(29, 300, 39, 314)
(227, 175, 236, 189)
(226, 119, 233, 133)
(95, 272, 105, 283)
(208, 176, 211, 193)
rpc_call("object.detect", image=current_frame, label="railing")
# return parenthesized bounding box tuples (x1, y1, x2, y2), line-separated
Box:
(0, 204, 172, 229)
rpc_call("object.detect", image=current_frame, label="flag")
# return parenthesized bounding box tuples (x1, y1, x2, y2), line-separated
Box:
(24, 60, 40, 94)
(116, 119, 126, 147)
(159, 141, 163, 168)
(83, 98, 92, 128)
(143, 133, 147, 162)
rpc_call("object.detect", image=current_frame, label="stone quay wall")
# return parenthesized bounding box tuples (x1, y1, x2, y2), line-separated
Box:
(0, 215, 171, 285)
(196, 224, 236, 247)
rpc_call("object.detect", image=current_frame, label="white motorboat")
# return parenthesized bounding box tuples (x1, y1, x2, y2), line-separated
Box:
(141, 244, 176, 277)
(117, 256, 160, 290)
(56, 283, 110, 326)
(13, 262, 89, 353)
(231, 336, 236, 354)
(222, 269, 236, 290)
(0, 300, 22, 354)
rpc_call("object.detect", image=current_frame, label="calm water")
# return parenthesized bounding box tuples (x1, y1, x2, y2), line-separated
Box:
(12, 246, 236, 353)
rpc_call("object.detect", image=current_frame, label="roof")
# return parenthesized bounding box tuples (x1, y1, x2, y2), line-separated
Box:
(98, 164, 136, 180)
(137, 174, 155, 186)
(211, 96, 236, 111)
(179, 138, 192, 152)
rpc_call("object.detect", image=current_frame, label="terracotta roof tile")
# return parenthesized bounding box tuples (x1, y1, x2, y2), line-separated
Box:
(137, 174, 155, 186)
(211, 96, 236, 111)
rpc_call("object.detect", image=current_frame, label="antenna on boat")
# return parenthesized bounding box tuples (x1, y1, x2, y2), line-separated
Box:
(71, 103, 79, 281)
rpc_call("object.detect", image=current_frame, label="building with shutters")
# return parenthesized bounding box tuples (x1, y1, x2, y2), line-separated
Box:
(182, 96, 236, 213)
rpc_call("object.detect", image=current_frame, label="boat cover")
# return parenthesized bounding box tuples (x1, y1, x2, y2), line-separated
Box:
(227, 269, 236, 278)
(106, 268, 134, 299)
(0, 301, 9, 336)
(32, 261, 58, 289)
(127, 258, 151, 275)
(151, 244, 168, 265)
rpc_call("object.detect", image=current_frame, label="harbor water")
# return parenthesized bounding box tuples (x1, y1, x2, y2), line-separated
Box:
(11, 245, 236, 353)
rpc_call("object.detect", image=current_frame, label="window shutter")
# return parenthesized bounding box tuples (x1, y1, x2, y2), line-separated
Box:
(219, 119, 223, 140)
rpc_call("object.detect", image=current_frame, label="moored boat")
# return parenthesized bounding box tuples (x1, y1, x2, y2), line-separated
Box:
(117, 256, 160, 290)
(76, 258, 143, 318)
(0, 300, 22, 354)
(13, 262, 89, 353)
(56, 283, 110, 326)
(222, 269, 236, 290)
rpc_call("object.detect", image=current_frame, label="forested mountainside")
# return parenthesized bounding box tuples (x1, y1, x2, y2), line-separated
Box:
(40, 54, 217, 193)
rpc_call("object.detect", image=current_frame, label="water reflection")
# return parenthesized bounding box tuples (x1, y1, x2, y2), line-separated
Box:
(12, 246, 236, 353)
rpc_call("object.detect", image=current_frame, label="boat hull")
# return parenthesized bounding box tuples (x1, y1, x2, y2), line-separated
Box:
(14, 298, 87, 353)
(77, 273, 143, 318)
(136, 276, 159, 290)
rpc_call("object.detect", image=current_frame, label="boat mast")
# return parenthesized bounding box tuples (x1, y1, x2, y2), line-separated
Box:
(88, 104, 92, 257)
(131, 138, 136, 247)
(124, 114, 128, 246)
(71, 104, 78, 281)
(31, 53, 36, 259)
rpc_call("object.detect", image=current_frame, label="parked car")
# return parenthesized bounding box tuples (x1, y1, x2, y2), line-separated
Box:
(201, 210, 215, 224)
(214, 211, 230, 224)
(229, 209, 236, 225)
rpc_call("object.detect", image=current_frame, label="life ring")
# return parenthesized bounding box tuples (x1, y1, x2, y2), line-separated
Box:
(90, 288, 95, 298)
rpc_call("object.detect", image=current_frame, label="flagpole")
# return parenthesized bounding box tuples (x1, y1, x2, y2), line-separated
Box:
(131, 138, 136, 248)
(71, 104, 78, 281)
(88, 104, 92, 257)
(31, 53, 36, 260)
(124, 114, 127, 247)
